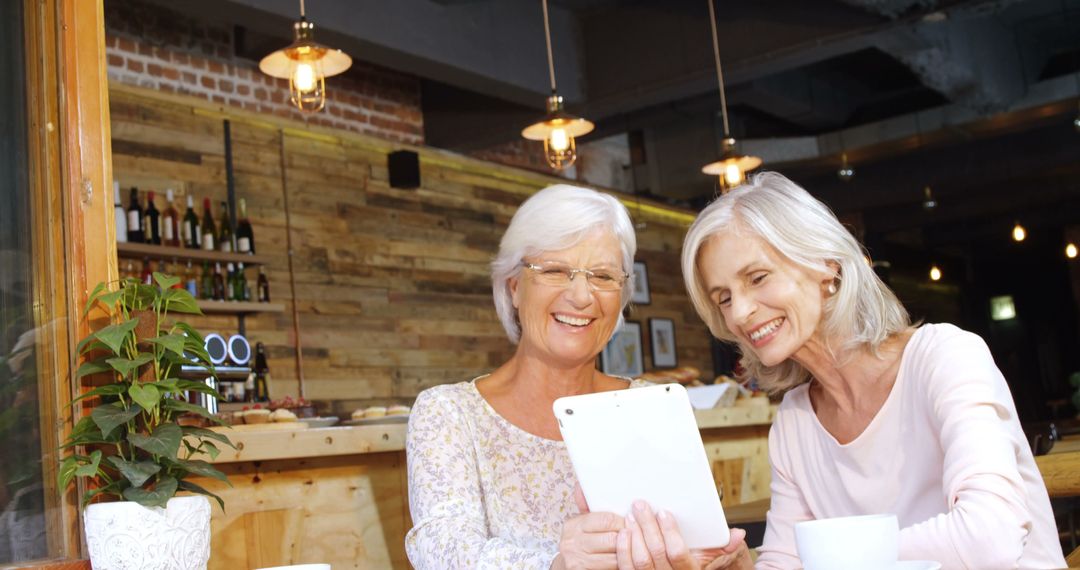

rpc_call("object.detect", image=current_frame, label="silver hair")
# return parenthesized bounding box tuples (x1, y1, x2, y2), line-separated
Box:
(492, 184, 637, 344)
(682, 172, 910, 394)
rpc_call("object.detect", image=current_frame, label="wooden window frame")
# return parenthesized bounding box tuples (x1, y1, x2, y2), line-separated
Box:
(15, 0, 114, 566)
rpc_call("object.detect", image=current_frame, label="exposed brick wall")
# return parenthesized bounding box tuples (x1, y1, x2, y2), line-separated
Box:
(103, 0, 423, 144)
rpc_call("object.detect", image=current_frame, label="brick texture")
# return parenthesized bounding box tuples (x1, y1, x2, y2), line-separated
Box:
(104, 0, 424, 144)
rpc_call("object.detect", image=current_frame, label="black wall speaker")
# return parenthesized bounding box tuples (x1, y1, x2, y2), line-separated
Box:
(388, 150, 420, 189)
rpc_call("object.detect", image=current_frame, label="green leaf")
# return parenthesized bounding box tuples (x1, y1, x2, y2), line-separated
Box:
(148, 378, 181, 395)
(58, 456, 79, 490)
(181, 427, 236, 449)
(163, 287, 203, 314)
(128, 383, 160, 411)
(128, 423, 182, 460)
(83, 282, 108, 317)
(76, 335, 109, 356)
(74, 450, 103, 477)
(123, 475, 178, 508)
(71, 382, 128, 404)
(153, 272, 181, 291)
(97, 289, 125, 312)
(175, 380, 224, 400)
(91, 402, 142, 439)
(162, 398, 226, 425)
(93, 319, 138, 355)
(177, 479, 225, 512)
(199, 441, 221, 460)
(169, 458, 230, 485)
(75, 358, 113, 380)
(147, 334, 187, 358)
(107, 456, 162, 488)
(172, 322, 205, 345)
(106, 353, 154, 380)
(81, 480, 124, 509)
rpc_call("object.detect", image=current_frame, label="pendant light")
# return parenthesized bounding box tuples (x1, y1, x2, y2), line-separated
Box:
(521, 0, 594, 170)
(929, 264, 942, 282)
(701, 0, 761, 192)
(1066, 242, 1078, 259)
(259, 0, 352, 113)
(1012, 221, 1026, 242)
(837, 153, 855, 182)
(921, 186, 937, 210)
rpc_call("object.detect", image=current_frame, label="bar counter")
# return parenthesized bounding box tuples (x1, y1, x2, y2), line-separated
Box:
(187, 397, 777, 570)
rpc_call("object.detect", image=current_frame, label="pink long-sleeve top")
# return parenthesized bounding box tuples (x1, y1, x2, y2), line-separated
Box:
(755, 323, 1066, 570)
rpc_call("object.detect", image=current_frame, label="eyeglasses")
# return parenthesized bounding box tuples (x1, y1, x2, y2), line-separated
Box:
(522, 260, 628, 291)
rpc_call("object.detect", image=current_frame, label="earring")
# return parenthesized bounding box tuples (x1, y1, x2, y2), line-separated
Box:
(827, 281, 838, 295)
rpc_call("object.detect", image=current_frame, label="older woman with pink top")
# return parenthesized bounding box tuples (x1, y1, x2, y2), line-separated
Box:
(616, 172, 1065, 570)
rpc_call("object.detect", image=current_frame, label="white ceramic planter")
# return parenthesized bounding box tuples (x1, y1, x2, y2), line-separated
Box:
(84, 495, 211, 570)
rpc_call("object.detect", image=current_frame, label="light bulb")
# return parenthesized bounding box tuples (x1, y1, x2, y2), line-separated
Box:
(922, 186, 937, 210)
(293, 62, 317, 93)
(837, 153, 855, 182)
(1012, 222, 1026, 242)
(1067, 243, 1078, 259)
(929, 265, 942, 281)
(549, 128, 570, 152)
(724, 164, 743, 187)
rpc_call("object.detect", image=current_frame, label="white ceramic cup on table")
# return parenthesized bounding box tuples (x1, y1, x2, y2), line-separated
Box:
(795, 513, 899, 570)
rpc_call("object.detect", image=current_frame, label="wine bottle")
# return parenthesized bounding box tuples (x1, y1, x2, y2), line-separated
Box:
(236, 198, 254, 254)
(224, 263, 236, 301)
(237, 262, 250, 301)
(212, 262, 225, 301)
(253, 342, 270, 402)
(144, 192, 161, 245)
(140, 257, 153, 285)
(183, 195, 201, 249)
(185, 260, 198, 297)
(201, 198, 216, 251)
(257, 266, 270, 303)
(218, 200, 234, 253)
(114, 181, 128, 243)
(200, 261, 213, 300)
(162, 189, 180, 247)
(127, 188, 143, 243)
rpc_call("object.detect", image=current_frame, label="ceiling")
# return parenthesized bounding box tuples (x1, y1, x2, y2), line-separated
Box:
(148, 0, 1080, 247)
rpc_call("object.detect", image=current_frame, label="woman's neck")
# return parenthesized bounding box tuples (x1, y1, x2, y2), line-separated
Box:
(792, 331, 910, 413)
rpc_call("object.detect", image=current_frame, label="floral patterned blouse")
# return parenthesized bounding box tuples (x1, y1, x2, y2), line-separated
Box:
(405, 376, 648, 569)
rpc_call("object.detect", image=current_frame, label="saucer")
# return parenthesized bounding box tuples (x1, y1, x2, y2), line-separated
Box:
(895, 561, 941, 570)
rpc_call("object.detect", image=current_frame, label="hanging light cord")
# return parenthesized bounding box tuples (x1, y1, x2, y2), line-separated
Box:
(299, 0, 306, 18)
(542, 0, 558, 94)
(707, 0, 730, 137)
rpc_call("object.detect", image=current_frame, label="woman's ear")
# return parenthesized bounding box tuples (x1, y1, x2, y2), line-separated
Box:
(821, 260, 841, 294)
(509, 276, 521, 309)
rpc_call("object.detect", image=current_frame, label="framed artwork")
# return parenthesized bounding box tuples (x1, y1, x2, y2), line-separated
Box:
(600, 321, 644, 378)
(649, 318, 677, 368)
(631, 261, 651, 305)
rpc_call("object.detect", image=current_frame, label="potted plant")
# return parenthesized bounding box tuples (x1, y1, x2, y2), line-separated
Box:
(59, 273, 233, 570)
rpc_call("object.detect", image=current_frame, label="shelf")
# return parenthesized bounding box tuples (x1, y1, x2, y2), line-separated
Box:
(180, 364, 251, 380)
(117, 242, 270, 265)
(197, 300, 283, 314)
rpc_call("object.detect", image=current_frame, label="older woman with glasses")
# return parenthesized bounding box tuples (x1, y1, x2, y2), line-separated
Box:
(405, 184, 658, 569)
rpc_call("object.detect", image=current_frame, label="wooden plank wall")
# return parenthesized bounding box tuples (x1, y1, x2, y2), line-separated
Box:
(109, 85, 714, 405)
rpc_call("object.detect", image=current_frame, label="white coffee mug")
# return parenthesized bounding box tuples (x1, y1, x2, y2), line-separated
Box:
(795, 513, 898, 570)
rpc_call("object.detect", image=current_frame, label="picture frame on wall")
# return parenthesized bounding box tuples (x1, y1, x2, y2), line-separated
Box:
(649, 318, 678, 369)
(631, 261, 651, 305)
(600, 321, 644, 378)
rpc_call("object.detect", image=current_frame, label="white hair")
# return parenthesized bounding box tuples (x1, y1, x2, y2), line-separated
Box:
(682, 172, 910, 394)
(493, 184, 637, 344)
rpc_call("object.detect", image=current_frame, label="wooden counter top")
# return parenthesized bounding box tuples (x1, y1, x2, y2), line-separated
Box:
(201, 398, 776, 464)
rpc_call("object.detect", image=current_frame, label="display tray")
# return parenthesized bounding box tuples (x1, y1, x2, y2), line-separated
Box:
(340, 415, 409, 426)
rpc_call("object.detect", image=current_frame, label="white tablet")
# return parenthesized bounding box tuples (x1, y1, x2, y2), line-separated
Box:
(554, 383, 730, 548)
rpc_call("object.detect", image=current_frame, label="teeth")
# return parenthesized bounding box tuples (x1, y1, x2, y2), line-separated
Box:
(554, 314, 592, 327)
(750, 318, 783, 341)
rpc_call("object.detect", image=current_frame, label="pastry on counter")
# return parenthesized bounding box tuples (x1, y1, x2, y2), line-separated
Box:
(270, 408, 298, 422)
(243, 408, 270, 424)
(387, 404, 411, 417)
(363, 405, 387, 419)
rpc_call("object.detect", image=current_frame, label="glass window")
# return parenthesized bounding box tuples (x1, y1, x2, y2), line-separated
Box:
(0, 0, 49, 562)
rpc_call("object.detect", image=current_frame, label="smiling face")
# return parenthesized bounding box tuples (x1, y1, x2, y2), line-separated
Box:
(509, 229, 626, 368)
(697, 229, 833, 367)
